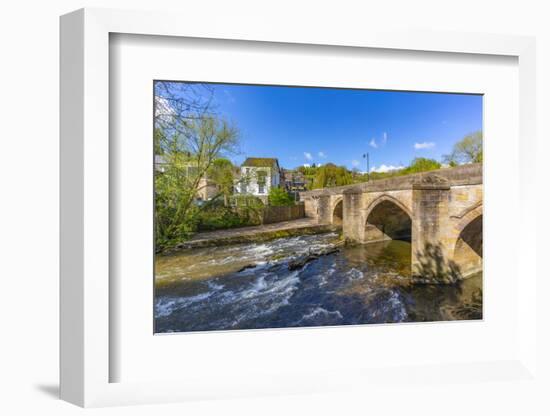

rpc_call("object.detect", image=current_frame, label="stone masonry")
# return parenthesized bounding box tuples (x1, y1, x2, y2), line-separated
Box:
(299, 163, 483, 282)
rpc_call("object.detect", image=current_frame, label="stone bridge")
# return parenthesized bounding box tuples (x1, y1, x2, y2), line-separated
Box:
(299, 164, 483, 283)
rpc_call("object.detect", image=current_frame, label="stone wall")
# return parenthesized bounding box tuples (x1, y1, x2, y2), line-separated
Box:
(302, 195, 317, 219)
(262, 203, 305, 224)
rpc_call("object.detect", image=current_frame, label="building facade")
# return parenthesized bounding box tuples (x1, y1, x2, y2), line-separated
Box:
(282, 169, 307, 192)
(236, 157, 281, 202)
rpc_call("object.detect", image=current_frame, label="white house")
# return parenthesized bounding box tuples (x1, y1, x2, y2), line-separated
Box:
(236, 157, 281, 202)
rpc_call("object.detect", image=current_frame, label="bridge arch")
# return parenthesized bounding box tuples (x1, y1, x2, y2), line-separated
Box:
(331, 197, 343, 226)
(364, 195, 412, 243)
(453, 204, 483, 277)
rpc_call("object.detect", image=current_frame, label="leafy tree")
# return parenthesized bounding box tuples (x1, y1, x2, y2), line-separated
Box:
(268, 186, 294, 206)
(155, 156, 200, 249)
(312, 163, 353, 189)
(154, 95, 240, 249)
(401, 157, 441, 174)
(444, 131, 483, 165)
(207, 158, 236, 206)
(295, 165, 318, 190)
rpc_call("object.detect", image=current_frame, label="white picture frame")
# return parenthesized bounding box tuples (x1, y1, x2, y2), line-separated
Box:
(60, 8, 538, 408)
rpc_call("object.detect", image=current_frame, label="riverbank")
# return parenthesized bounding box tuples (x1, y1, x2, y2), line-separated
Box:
(163, 217, 338, 253)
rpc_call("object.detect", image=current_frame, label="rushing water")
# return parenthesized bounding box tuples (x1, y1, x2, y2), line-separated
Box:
(155, 233, 482, 333)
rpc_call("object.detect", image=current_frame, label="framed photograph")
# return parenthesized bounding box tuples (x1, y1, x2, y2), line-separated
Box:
(152, 81, 483, 335)
(60, 8, 538, 407)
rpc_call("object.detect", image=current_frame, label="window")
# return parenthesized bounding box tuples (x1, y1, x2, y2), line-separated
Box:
(257, 170, 267, 194)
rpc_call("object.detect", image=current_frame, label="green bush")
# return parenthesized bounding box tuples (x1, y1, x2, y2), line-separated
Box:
(230, 194, 264, 209)
(268, 187, 294, 206)
(155, 203, 200, 251)
(197, 197, 263, 231)
(197, 207, 247, 231)
(401, 157, 441, 175)
(311, 163, 353, 189)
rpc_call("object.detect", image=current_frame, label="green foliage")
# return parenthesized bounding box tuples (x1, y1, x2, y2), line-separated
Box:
(155, 115, 240, 250)
(401, 157, 441, 174)
(297, 165, 317, 176)
(154, 128, 165, 156)
(295, 165, 317, 189)
(312, 163, 353, 189)
(444, 131, 483, 165)
(230, 194, 265, 209)
(207, 158, 236, 206)
(268, 186, 294, 206)
(155, 158, 200, 249)
(230, 195, 265, 225)
(195, 203, 256, 231)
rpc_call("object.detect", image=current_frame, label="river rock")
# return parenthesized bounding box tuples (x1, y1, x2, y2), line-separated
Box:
(237, 263, 257, 272)
(288, 246, 340, 271)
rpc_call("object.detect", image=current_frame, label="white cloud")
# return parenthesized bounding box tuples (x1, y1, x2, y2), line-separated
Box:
(414, 141, 436, 150)
(351, 160, 360, 167)
(369, 133, 387, 149)
(370, 164, 404, 173)
(318, 151, 327, 158)
(303, 163, 311, 168)
(304, 152, 313, 160)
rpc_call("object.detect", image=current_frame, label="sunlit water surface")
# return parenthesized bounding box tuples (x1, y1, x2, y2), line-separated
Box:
(155, 233, 482, 333)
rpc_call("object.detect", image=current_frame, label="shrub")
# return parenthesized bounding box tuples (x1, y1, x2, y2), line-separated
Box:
(401, 157, 441, 175)
(268, 187, 294, 206)
(197, 197, 264, 231)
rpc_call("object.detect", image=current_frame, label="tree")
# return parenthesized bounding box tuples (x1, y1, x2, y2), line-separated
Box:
(268, 187, 294, 206)
(207, 158, 236, 206)
(444, 131, 483, 165)
(154, 82, 240, 249)
(402, 157, 441, 174)
(154, 81, 215, 148)
(312, 163, 353, 189)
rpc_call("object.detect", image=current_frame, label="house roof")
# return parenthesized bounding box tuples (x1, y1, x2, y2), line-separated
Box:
(242, 157, 279, 168)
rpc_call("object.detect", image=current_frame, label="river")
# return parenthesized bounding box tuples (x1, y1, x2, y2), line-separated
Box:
(155, 232, 482, 333)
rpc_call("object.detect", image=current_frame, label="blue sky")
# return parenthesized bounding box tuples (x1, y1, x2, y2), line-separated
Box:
(165, 82, 482, 172)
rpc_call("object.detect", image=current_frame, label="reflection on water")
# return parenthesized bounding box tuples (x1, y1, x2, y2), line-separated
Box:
(155, 233, 482, 333)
